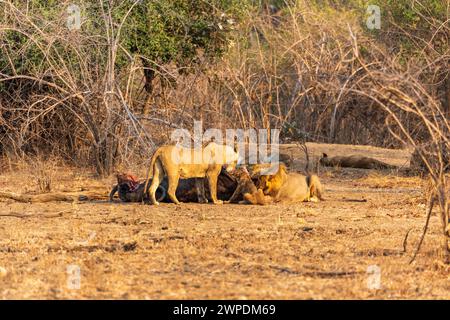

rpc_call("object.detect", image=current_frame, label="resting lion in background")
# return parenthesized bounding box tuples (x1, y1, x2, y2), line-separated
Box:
(145, 142, 239, 205)
(256, 164, 324, 203)
(320, 153, 396, 170)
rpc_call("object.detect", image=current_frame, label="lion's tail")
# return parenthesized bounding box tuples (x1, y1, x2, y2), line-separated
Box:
(307, 174, 324, 200)
(143, 148, 163, 194)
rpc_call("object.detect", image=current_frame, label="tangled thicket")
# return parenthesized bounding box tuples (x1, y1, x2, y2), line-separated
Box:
(0, 0, 448, 166)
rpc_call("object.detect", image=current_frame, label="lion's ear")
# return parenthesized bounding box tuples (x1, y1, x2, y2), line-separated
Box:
(322, 153, 328, 158)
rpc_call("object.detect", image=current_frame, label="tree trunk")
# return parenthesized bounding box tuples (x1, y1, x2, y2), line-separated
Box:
(439, 193, 450, 263)
(142, 60, 156, 116)
(444, 76, 450, 115)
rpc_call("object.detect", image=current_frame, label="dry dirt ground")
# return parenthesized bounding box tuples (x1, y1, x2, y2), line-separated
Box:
(0, 143, 449, 299)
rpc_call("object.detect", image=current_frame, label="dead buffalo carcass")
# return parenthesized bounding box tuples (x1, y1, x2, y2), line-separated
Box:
(110, 169, 238, 203)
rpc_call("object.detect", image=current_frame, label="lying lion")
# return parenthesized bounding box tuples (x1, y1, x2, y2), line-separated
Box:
(320, 153, 396, 170)
(145, 142, 239, 205)
(255, 164, 324, 203)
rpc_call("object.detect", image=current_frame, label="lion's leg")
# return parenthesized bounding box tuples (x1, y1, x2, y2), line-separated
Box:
(255, 189, 268, 205)
(195, 178, 208, 203)
(149, 162, 164, 205)
(243, 192, 257, 205)
(167, 174, 181, 204)
(207, 171, 222, 205)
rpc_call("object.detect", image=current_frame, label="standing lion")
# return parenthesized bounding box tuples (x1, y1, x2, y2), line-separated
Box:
(145, 142, 239, 205)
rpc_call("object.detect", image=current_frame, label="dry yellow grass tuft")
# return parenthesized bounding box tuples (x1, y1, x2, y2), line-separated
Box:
(356, 172, 425, 189)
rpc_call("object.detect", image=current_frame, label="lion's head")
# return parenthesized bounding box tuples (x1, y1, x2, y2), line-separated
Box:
(256, 164, 288, 196)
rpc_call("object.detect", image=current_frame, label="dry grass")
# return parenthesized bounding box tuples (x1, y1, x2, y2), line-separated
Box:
(355, 172, 425, 189)
(0, 143, 448, 299)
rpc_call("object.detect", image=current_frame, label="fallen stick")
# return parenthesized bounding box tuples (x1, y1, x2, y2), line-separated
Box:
(0, 209, 72, 218)
(341, 198, 368, 203)
(269, 265, 364, 278)
(0, 191, 108, 203)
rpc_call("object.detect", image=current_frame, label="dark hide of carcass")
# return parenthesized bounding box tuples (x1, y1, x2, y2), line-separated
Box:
(110, 168, 239, 203)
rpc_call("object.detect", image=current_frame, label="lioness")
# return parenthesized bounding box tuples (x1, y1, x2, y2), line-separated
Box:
(145, 142, 239, 205)
(257, 164, 324, 203)
(320, 153, 396, 170)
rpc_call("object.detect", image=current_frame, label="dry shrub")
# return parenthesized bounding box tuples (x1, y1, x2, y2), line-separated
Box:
(145, 3, 390, 145)
(0, 0, 155, 175)
(340, 17, 450, 261)
(1, 1, 441, 170)
(27, 156, 59, 193)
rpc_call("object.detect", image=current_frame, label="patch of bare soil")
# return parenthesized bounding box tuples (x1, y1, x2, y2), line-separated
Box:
(0, 143, 448, 299)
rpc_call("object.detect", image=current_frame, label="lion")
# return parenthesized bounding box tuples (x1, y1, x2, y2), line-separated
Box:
(145, 142, 239, 205)
(256, 163, 324, 203)
(252, 163, 287, 188)
(320, 153, 396, 170)
(225, 167, 272, 205)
